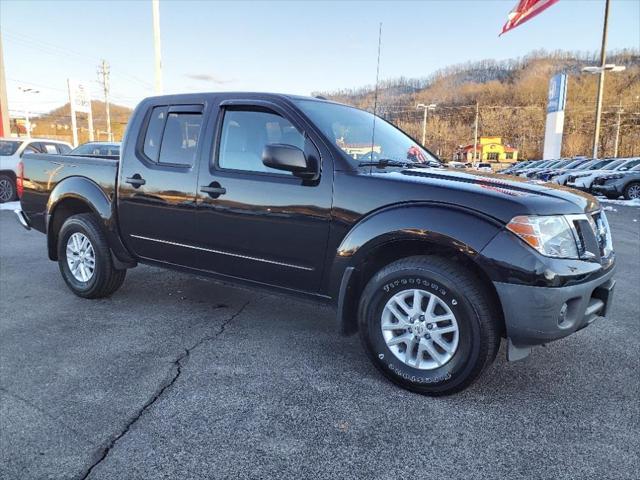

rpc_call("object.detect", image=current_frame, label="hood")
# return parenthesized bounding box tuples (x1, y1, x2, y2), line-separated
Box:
(371, 167, 600, 222)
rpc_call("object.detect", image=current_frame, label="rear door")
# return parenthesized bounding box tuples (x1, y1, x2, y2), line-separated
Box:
(117, 103, 205, 266)
(194, 99, 333, 293)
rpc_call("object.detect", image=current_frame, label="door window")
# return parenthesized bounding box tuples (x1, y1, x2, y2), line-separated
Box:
(218, 109, 305, 175)
(42, 143, 59, 154)
(158, 112, 203, 167)
(143, 106, 168, 162)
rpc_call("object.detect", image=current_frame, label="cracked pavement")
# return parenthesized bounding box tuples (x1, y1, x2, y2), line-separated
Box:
(1, 207, 639, 479)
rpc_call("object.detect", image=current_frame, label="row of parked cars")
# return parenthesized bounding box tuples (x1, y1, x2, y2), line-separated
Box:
(499, 157, 640, 200)
(0, 139, 120, 202)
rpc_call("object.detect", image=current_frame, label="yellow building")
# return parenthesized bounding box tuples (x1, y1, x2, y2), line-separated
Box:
(455, 137, 518, 166)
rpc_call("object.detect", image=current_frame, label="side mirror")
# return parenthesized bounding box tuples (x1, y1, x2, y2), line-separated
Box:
(262, 144, 318, 179)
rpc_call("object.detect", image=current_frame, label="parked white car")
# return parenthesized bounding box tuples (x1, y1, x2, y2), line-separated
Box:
(0, 138, 72, 202)
(566, 158, 640, 192)
(473, 162, 493, 172)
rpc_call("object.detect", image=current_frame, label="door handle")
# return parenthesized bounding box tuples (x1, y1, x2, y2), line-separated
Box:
(125, 175, 146, 188)
(200, 183, 226, 198)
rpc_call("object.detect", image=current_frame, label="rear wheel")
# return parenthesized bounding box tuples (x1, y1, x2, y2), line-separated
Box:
(57, 213, 126, 298)
(623, 182, 640, 200)
(358, 256, 500, 396)
(0, 174, 16, 203)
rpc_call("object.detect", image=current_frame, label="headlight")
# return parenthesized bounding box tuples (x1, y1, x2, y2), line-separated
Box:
(507, 215, 581, 258)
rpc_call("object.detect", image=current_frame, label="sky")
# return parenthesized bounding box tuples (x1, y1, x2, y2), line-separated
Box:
(2, 0, 639, 115)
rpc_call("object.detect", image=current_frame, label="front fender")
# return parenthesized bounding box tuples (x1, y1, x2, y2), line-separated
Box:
(328, 204, 503, 299)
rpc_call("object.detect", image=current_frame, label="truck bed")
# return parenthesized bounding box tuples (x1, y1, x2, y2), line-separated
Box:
(20, 153, 119, 234)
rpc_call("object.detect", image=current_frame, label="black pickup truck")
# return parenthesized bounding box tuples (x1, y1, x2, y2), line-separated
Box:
(15, 93, 615, 395)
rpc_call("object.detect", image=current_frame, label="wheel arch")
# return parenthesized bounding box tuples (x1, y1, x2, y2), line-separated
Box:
(330, 204, 505, 336)
(46, 177, 135, 267)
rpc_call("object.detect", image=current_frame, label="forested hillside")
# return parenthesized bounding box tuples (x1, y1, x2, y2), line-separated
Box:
(319, 50, 640, 160)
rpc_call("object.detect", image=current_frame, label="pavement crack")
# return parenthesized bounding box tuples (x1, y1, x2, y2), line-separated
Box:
(78, 300, 250, 480)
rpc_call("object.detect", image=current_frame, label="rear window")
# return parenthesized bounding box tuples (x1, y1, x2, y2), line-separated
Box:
(0, 140, 22, 156)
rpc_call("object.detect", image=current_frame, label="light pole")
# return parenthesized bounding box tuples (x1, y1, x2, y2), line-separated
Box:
(18, 86, 39, 138)
(583, 0, 626, 158)
(151, 0, 163, 94)
(416, 103, 436, 147)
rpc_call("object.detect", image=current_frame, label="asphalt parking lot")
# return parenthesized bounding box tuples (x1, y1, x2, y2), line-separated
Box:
(1, 204, 639, 480)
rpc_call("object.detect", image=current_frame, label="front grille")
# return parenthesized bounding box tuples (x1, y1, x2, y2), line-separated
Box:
(591, 211, 613, 258)
(568, 211, 613, 262)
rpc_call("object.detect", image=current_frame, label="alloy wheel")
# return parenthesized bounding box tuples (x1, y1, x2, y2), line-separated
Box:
(381, 288, 459, 370)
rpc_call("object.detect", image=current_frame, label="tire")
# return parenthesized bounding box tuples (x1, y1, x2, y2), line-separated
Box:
(358, 256, 500, 396)
(0, 174, 16, 203)
(57, 213, 126, 298)
(623, 181, 640, 201)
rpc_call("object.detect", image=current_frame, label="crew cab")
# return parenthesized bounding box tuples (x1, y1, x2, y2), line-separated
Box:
(15, 93, 616, 395)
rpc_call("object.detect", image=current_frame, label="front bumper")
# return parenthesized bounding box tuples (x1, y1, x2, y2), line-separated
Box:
(592, 184, 620, 195)
(495, 265, 615, 358)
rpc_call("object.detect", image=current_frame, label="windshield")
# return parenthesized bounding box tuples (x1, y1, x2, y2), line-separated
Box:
(294, 100, 440, 166)
(70, 143, 120, 156)
(588, 159, 613, 170)
(0, 140, 22, 156)
(564, 159, 588, 169)
(603, 159, 626, 170)
(618, 159, 640, 171)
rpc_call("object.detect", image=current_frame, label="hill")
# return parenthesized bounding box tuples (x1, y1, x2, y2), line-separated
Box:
(319, 50, 640, 160)
(28, 100, 133, 144)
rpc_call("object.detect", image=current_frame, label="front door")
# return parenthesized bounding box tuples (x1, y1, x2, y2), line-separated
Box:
(118, 104, 205, 266)
(195, 101, 333, 293)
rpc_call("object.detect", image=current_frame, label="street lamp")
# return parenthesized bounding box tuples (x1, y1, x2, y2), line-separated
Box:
(416, 103, 436, 147)
(18, 86, 40, 138)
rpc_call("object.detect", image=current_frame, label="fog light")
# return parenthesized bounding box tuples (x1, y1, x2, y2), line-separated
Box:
(558, 303, 568, 325)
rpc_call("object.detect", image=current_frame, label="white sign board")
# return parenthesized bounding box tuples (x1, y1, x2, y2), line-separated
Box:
(68, 80, 92, 113)
(67, 79, 94, 146)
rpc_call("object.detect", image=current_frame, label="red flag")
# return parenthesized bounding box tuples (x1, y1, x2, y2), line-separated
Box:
(500, 0, 560, 35)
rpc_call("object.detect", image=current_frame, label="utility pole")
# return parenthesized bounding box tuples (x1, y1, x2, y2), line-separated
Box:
(613, 100, 623, 158)
(473, 101, 479, 162)
(18, 87, 39, 138)
(416, 103, 436, 147)
(97, 60, 112, 141)
(152, 0, 163, 94)
(592, 0, 610, 159)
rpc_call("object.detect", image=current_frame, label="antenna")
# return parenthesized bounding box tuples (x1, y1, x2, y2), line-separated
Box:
(369, 22, 382, 173)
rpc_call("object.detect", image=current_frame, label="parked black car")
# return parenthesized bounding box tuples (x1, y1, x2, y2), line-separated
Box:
(592, 164, 640, 200)
(14, 93, 616, 395)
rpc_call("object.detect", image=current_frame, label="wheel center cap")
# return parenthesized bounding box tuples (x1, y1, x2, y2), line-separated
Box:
(411, 322, 427, 336)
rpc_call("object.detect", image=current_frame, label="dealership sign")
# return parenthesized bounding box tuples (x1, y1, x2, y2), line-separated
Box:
(67, 79, 94, 146)
(543, 73, 567, 159)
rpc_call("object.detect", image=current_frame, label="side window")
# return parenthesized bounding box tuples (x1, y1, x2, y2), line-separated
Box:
(43, 143, 59, 154)
(158, 112, 203, 167)
(218, 109, 305, 175)
(143, 106, 168, 162)
(57, 144, 72, 154)
(23, 144, 41, 154)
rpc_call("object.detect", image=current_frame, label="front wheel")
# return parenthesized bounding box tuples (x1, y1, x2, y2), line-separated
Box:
(358, 256, 500, 396)
(57, 213, 126, 298)
(623, 181, 640, 200)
